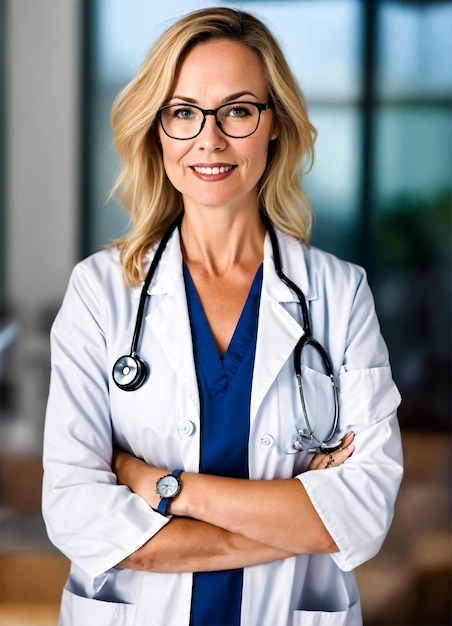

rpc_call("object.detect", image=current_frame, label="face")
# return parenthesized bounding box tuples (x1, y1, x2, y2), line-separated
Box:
(158, 39, 278, 216)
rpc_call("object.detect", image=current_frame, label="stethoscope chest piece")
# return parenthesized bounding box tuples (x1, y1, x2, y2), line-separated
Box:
(112, 354, 148, 391)
(112, 214, 183, 392)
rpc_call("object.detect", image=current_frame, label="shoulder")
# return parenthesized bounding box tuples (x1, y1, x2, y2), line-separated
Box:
(277, 229, 368, 299)
(70, 247, 122, 280)
(303, 244, 367, 289)
(60, 248, 134, 321)
(299, 244, 377, 326)
(68, 248, 125, 294)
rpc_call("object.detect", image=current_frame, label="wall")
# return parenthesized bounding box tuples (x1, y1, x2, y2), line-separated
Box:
(6, 0, 80, 327)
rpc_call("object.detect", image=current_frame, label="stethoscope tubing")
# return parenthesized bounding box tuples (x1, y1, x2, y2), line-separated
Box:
(130, 213, 183, 356)
(112, 211, 340, 451)
(260, 212, 340, 450)
(112, 213, 182, 391)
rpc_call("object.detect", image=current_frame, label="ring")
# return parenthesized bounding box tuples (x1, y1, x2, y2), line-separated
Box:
(324, 453, 335, 468)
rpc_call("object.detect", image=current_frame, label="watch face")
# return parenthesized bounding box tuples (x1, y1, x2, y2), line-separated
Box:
(157, 475, 179, 498)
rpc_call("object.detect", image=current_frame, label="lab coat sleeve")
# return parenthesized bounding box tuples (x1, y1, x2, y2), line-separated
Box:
(42, 259, 169, 588)
(296, 265, 403, 571)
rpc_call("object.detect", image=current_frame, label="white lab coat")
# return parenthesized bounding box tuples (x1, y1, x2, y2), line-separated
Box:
(42, 226, 403, 626)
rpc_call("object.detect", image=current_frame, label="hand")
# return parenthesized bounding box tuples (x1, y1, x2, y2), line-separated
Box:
(307, 431, 355, 471)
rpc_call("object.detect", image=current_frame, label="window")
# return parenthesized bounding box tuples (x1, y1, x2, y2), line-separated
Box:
(374, 1, 452, 428)
(83, 0, 364, 259)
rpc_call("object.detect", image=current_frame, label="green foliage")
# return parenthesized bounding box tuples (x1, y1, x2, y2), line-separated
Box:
(379, 190, 451, 269)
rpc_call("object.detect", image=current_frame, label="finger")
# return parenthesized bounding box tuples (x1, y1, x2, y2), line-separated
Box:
(307, 432, 356, 470)
(309, 451, 337, 471)
(326, 433, 355, 463)
(307, 452, 327, 471)
(332, 443, 355, 463)
(340, 431, 355, 448)
(330, 435, 356, 463)
(309, 442, 355, 471)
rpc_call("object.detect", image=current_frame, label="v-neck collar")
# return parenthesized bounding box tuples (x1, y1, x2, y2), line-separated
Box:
(183, 263, 263, 399)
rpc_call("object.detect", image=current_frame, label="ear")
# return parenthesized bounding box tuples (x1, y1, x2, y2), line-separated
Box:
(270, 121, 279, 141)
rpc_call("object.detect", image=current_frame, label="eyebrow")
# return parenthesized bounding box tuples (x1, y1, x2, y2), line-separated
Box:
(169, 91, 260, 104)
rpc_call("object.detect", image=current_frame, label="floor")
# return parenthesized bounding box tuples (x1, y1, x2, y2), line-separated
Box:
(0, 605, 60, 626)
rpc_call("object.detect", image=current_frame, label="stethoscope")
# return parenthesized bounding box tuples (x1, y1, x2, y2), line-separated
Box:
(112, 212, 340, 453)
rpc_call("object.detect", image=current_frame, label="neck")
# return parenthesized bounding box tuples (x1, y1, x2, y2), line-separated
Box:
(180, 207, 265, 276)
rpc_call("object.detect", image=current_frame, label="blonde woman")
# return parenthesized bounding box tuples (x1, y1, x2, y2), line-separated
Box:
(43, 8, 402, 626)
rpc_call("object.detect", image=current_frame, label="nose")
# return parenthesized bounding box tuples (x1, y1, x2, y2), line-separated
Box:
(197, 113, 227, 151)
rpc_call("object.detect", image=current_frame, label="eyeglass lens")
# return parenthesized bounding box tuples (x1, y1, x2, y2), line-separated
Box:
(159, 102, 264, 139)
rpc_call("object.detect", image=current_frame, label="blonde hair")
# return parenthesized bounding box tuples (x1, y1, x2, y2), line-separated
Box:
(111, 7, 316, 287)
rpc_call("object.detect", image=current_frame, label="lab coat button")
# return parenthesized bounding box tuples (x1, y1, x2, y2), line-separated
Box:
(260, 434, 274, 448)
(178, 420, 195, 436)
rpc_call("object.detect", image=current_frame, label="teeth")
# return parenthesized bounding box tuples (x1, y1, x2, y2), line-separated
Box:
(193, 165, 233, 175)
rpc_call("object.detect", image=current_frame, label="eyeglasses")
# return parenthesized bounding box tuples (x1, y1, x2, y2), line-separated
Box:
(157, 101, 272, 140)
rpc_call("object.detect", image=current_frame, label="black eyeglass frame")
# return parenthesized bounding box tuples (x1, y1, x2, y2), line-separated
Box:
(157, 101, 273, 140)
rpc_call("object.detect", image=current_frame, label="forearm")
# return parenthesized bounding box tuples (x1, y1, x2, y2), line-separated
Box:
(174, 473, 337, 555)
(115, 517, 295, 573)
(114, 453, 337, 555)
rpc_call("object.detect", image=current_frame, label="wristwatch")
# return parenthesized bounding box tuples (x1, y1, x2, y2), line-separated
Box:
(155, 469, 183, 515)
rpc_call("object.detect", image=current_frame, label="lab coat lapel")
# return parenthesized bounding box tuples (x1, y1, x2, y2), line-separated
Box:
(251, 230, 314, 423)
(138, 226, 314, 423)
(143, 229, 200, 414)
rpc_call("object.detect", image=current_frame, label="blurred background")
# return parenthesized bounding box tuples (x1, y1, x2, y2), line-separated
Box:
(0, 0, 450, 624)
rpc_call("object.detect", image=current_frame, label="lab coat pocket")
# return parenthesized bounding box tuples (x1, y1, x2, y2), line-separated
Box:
(291, 599, 362, 626)
(58, 587, 137, 626)
(338, 366, 401, 430)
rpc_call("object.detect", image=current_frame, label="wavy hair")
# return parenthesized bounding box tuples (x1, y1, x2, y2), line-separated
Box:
(111, 7, 316, 287)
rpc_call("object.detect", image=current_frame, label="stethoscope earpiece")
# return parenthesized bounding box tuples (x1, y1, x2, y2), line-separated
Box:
(112, 354, 148, 391)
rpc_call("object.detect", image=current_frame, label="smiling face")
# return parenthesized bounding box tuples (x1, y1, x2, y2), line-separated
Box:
(157, 39, 278, 217)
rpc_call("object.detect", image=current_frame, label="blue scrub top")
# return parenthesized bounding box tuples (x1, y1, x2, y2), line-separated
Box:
(183, 263, 263, 626)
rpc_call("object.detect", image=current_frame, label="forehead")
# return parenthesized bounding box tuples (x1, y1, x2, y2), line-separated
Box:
(171, 39, 268, 99)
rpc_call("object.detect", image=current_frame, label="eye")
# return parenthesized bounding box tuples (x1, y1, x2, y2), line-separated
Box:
(171, 106, 197, 120)
(224, 104, 254, 118)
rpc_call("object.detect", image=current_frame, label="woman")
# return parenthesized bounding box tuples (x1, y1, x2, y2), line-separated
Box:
(42, 8, 403, 626)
